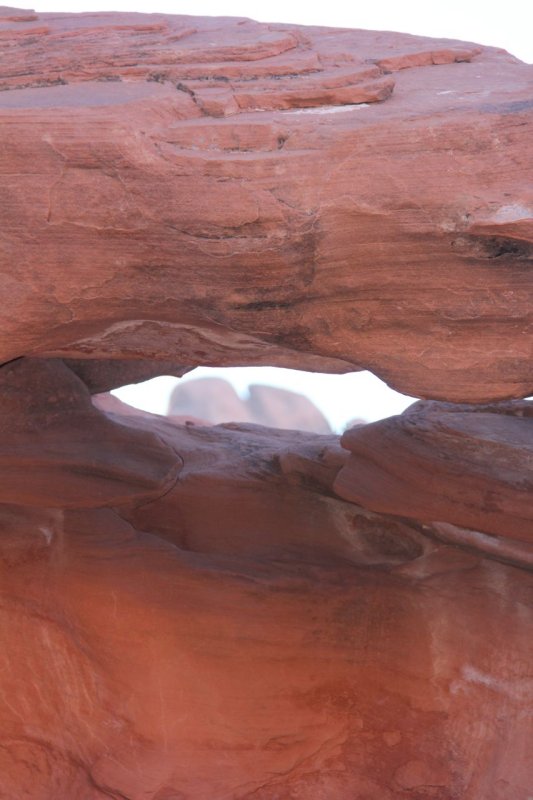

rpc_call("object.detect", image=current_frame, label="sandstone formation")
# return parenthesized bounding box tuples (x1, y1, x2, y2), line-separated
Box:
(247, 383, 332, 432)
(169, 376, 252, 424)
(168, 376, 332, 432)
(0, 9, 532, 800)
(335, 399, 533, 544)
(1, 358, 532, 800)
(1, 8, 532, 400)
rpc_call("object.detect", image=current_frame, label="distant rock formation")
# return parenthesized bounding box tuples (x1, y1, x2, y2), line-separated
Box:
(169, 377, 251, 425)
(168, 377, 332, 432)
(247, 384, 332, 432)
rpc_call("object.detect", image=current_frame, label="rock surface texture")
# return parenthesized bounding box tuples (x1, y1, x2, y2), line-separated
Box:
(0, 9, 532, 800)
(1, 7, 533, 399)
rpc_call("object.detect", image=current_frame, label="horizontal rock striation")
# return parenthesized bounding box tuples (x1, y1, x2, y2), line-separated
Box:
(335, 399, 533, 543)
(0, 10, 532, 399)
(0, 10, 531, 800)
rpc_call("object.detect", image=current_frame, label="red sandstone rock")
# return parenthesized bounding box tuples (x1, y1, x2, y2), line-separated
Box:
(63, 357, 192, 393)
(0, 11, 532, 799)
(0, 358, 179, 508)
(0, 11, 532, 400)
(335, 399, 533, 545)
(0, 362, 532, 798)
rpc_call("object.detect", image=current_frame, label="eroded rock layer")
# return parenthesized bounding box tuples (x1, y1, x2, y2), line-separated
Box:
(0, 9, 532, 399)
(335, 399, 533, 543)
(0, 358, 530, 798)
(0, 10, 532, 800)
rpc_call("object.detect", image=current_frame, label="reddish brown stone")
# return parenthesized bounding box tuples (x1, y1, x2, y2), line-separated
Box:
(0, 369, 531, 798)
(0, 11, 531, 400)
(63, 357, 192, 393)
(0, 11, 532, 799)
(0, 359, 179, 507)
(335, 399, 533, 544)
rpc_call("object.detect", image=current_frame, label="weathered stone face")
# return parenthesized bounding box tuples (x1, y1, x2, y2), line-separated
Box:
(0, 9, 531, 800)
(1, 7, 532, 399)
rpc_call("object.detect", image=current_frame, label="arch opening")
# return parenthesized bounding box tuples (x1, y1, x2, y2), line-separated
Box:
(112, 367, 416, 433)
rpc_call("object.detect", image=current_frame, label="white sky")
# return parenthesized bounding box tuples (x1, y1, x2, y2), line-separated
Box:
(25, 1, 531, 427)
(115, 369, 417, 431)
